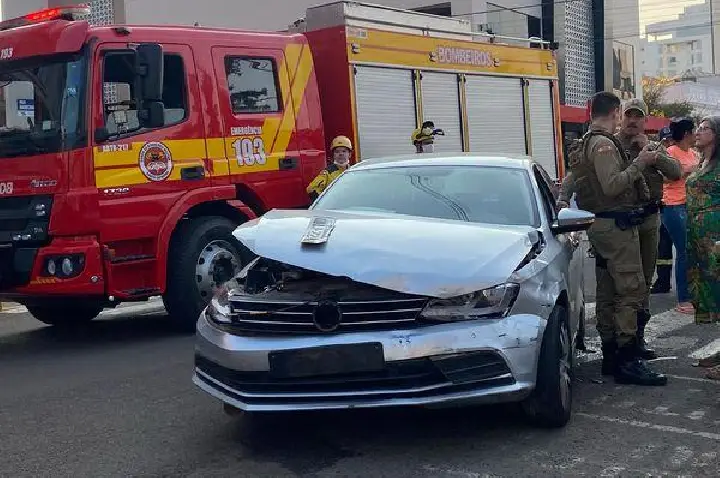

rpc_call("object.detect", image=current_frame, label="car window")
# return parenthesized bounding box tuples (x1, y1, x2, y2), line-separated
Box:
(313, 165, 539, 227)
(533, 166, 557, 223)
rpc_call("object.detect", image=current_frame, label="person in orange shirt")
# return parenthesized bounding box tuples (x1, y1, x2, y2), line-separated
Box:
(661, 118, 700, 314)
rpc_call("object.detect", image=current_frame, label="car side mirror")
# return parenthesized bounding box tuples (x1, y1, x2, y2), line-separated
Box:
(551, 208, 595, 234)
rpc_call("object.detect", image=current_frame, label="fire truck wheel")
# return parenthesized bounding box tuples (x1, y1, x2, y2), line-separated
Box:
(26, 303, 103, 327)
(164, 216, 247, 331)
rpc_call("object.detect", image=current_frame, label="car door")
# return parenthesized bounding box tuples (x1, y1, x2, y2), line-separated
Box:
(532, 164, 583, 330)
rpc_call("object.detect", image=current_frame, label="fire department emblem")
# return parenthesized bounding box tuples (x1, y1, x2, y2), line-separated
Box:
(139, 142, 173, 182)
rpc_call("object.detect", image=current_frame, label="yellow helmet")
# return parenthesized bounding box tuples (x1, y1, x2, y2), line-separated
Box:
(331, 135, 352, 150)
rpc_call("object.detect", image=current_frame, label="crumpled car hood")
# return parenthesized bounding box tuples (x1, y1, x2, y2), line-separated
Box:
(234, 209, 539, 298)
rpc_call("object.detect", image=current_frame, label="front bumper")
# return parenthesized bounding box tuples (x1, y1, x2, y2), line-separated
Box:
(0, 237, 105, 300)
(194, 312, 547, 412)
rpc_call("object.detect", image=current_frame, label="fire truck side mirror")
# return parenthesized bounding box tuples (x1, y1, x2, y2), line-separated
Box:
(134, 43, 164, 100)
(134, 43, 165, 128)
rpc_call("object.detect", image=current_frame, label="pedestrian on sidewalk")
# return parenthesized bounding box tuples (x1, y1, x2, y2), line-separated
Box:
(661, 118, 699, 314)
(685, 116, 720, 331)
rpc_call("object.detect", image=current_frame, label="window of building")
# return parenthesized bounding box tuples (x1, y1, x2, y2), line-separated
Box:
(412, 2, 451, 16)
(693, 52, 702, 63)
(668, 56, 677, 64)
(102, 52, 187, 136)
(224, 57, 282, 114)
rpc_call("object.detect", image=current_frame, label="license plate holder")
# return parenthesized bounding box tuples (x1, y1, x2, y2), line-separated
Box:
(269, 343, 385, 378)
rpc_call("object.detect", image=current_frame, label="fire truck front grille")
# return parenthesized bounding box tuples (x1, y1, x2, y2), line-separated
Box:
(0, 195, 52, 244)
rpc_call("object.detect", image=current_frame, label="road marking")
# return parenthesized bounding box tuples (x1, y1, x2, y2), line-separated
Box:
(578, 413, 720, 441)
(666, 374, 720, 385)
(690, 338, 720, 360)
(422, 464, 496, 478)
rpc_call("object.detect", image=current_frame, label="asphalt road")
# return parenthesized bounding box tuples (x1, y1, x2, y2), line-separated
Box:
(0, 263, 717, 477)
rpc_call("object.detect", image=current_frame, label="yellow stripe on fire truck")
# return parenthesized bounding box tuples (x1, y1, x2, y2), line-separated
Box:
(93, 41, 314, 190)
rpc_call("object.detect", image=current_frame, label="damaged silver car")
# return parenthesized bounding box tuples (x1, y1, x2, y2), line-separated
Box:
(193, 154, 594, 428)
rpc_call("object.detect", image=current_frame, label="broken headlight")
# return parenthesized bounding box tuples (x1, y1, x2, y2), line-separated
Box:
(420, 283, 520, 321)
(205, 258, 260, 325)
(205, 284, 232, 324)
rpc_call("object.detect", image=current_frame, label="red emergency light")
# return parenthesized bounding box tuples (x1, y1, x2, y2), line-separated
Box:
(0, 4, 90, 31)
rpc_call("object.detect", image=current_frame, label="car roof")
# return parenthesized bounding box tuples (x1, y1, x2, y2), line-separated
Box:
(349, 153, 534, 172)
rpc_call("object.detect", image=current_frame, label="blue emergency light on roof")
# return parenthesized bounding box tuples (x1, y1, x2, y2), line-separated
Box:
(0, 4, 90, 31)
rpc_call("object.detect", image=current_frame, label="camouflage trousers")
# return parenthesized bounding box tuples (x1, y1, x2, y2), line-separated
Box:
(590, 218, 645, 346)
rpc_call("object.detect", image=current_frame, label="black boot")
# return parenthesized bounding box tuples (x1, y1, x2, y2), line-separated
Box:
(601, 341, 617, 376)
(636, 310, 658, 360)
(614, 340, 668, 386)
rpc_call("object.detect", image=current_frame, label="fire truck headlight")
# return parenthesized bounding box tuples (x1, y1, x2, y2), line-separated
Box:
(43, 254, 85, 279)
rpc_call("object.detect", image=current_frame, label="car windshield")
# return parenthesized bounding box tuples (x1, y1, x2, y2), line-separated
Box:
(0, 53, 86, 159)
(313, 164, 538, 226)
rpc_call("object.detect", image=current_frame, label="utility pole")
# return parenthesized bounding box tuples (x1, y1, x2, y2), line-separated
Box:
(711, 0, 717, 74)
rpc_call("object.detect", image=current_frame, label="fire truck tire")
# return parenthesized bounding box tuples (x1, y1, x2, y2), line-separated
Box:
(26, 303, 103, 327)
(164, 216, 246, 331)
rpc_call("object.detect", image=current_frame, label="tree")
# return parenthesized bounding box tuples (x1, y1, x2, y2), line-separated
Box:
(642, 76, 695, 119)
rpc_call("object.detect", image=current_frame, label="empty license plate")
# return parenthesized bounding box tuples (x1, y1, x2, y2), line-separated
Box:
(269, 343, 385, 378)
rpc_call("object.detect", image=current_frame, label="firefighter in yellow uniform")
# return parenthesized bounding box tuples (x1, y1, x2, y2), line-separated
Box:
(306, 135, 353, 201)
(411, 120, 444, 153)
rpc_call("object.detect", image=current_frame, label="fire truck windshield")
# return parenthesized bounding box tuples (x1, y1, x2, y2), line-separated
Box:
(0, 53, 86, 159)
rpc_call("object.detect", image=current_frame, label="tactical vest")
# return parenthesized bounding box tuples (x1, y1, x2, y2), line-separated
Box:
(567, 130, 649, 213)
(618, 135, 664, 203)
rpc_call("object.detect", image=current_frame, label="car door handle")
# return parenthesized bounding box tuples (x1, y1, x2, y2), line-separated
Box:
(181, 165, 205, 181)
(279, 157, 299, 170)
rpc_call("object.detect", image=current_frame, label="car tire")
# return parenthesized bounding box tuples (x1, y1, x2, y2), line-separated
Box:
(27, 303, 103, 328)
(163, 216, 248, 332)
(522, 304, 573, 428)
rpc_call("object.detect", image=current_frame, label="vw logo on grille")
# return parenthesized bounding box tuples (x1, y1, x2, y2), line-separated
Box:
(312, 300, 342, 332)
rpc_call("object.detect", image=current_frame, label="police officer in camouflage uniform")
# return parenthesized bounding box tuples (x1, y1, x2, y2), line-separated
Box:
(570, 92, 667, 386)
(616, 99, 682, 360)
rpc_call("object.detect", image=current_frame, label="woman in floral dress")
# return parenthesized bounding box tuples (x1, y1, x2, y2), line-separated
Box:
(686, 117, 720, 379)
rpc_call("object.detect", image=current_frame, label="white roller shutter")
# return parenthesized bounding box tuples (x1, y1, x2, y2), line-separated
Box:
(420, 72, 463, 152)
(465, 76, 526, 157)
(354, 66, 417, 159)
(527, 80, 558, 178)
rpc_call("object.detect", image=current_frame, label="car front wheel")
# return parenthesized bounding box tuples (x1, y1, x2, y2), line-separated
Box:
(522, 304, 573, 428)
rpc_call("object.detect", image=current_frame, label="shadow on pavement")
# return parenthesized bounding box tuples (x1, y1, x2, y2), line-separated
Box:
(224, 404, 556, 475)
(0, 313, 190, 359)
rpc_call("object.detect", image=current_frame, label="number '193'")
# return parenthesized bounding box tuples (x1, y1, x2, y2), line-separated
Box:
(232, 137, 267, 166)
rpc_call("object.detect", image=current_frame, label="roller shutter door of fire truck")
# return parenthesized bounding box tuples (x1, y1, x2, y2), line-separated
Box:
(465, 76, 526, 157)
(420, 72, 462, 152)
(354, 66, 417, 159)
(527, 80, 558, 178)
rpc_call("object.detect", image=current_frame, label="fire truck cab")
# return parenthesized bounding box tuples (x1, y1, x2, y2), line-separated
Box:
(0, 2, 563, 330)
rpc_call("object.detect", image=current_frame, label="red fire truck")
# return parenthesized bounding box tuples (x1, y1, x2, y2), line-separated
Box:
(0, 2, 564, 329)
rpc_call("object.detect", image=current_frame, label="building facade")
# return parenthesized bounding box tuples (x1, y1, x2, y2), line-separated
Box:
(642, 1, 715, 78)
